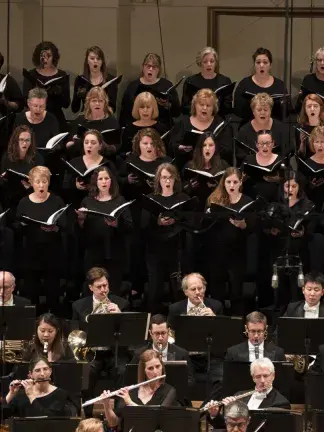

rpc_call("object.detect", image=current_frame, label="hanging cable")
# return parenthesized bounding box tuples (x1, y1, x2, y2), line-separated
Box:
(155, 0, 167, 78)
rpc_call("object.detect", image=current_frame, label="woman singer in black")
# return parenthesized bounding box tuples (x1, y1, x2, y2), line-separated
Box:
(72, 45, 118, 113)
(22, 41, 70, 132)
(76, 166, 133, 296)
(15, 166, 67, 311)
(143, 163, 190, 313)
(204, 167, 254, 315)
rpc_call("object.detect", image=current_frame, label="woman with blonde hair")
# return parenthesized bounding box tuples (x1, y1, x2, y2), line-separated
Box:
(102, 349, 176, 428)
(236, 92, 291, 163)
(75, 419, 104, 432)
(295, 47, 324, 113)
(120, 91, 168, 156)
(296, 93, 324, 159)
(205, 167, 251, 314)
(181, 46, 233, 118)
(67, 86, 119, 159)
(15, 165, 66, 310)
(171, 88, 233, 168)
(72, 45, 119, 113)
(119, 53, 181, 128)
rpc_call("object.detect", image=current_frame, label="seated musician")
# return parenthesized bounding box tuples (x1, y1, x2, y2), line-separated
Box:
(223, 400, 250, 432)
(0, 271, 31, 306)
(22, 312, 75, 362)
(225, 311, 285, 361)
(4, 357, 78, 417)
(130, 313, 195, 386)
(206, 358, 290, 429)
(75, 418, 104, 432)
(102, 349, 177, 429)
(168, 272, 223, 329)
(284, 272, 324, 317)
(72, 266, 129, 417)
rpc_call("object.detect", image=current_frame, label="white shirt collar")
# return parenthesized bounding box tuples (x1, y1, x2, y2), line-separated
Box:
(187, 298, 202, 313)
(304, 301, 320, 311)
(248, 340, 265, 351)
(153, 344, 168, 358)
(93, 295, 102, 306)
(0, 295, 14, 306)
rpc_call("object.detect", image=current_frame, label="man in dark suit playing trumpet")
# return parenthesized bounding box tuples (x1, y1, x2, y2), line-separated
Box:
(72, 267, 129, 417)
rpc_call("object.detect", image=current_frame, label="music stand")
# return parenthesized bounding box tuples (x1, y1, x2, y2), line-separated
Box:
(0, 306, 36, 342)
(87, 313, 149, 368)
(124, 362, 188, 402)
(311, 410, 324, 431)
(222, 361, 294, 400)
(8, 417, 81, 432)
(277, 317, 324, 428)
(305, 373, 324, 410)
(123, 406, 200, 432)
(248, 409, 303, 432)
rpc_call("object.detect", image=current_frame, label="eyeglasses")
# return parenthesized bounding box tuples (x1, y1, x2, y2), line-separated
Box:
(151, 331, 168, 337)
(247, 330, 265, 336)
(258, 141, 273, 147)
(144, 63, 158, 70)
(161, 176, 173, 181)
(225, 420, 248, 430)
(19, 138, 31, 143)
(316, 58, 324, 63)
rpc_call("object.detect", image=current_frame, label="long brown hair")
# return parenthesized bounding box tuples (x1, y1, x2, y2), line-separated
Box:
(132, 128, 166, 158)
(33, 313, 65, 362)
(83, 129, 105, 155)
(8, 125, 36, 163)
(83, 46, 108, 80)
(298, 94, 324, 125)
(154, 163, 182, 194)
(83, 87, 113, 119)
(137, 349, 165, 383)
(88, 166, 119, 199)
(208, 167, 243, 206)
(189, 132, 223, 173)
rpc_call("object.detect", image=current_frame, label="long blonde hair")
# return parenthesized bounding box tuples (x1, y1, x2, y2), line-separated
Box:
(208, 167, 243, 207)
(84, 87, 113, 120)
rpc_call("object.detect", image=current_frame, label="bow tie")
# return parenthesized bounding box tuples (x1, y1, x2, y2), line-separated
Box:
(304, 304, 318, 312)
(254, 391, 267, 400)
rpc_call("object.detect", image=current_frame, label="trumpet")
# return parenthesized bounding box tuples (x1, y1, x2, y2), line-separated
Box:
(82, 374, 166, 407)
(200, 389, 255, 412)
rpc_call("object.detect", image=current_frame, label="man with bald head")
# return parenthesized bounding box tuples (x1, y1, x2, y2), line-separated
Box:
(0, 271, 30, 306)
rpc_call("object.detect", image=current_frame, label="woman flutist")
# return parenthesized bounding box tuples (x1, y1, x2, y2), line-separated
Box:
(4, 357, 78, 417)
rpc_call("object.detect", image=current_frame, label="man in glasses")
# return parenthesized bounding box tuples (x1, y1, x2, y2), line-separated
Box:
(225, 311, 285, 361)
(224, 400, 250, 432)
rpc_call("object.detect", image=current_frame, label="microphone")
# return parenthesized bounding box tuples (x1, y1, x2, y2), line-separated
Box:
(271, 264, 279, 289)
(298, 263, 305, 288)
(254, 343, 260, 359)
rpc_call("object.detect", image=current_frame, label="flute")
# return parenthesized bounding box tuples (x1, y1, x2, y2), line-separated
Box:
(82, 374, 166, 407)
(200, 389, 255, 412)
(10, 378, 51, 388)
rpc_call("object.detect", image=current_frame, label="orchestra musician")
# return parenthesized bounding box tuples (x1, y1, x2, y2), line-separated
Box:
(76, 166, 133, 295)
(15, 166, 67, 311)
(72, 267, 129, 417)
(22, 312, 75, 362)
(181, 46, 232, 118)
(130, 314, 195, 387)
(4, 357, 78, 417)
(234, 47, 290, 125)
(67, 86, 120, 160)
(296, 94, 324, 160)
(22, 41, 70, 132)
(0, 271, 31, 306)
(222, 400, 250, 432)
(102, 349, 177, 429)
(119, 53, 181, 128)
(206, 358, 290, 429)
(120, 91, 168, 157)
(71, 46, 118, 114)
(225, 311, 285, 362)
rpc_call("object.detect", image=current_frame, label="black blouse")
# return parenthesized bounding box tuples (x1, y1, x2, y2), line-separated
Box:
(14, 112, 59, 149)
(0, 73, 24, 116)
(295, 73, 324, 113)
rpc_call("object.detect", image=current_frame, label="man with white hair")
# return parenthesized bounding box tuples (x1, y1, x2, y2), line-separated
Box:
(0, 271, 30, 306)
(224, 400, 250, 432)
(206, 358, 290, 428)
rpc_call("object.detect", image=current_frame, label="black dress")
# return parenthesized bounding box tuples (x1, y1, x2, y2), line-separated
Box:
(120, 122, 168, 157)
(204, 194, 253, 314)
(302, 158, 324, 211)
(295, 73, 324, 113)
(15, 193, 67, 307)
(22, 69, 70, 131)
(80, 195, 133, 295)
(4, 388, 75, 417)
(170, 115, 233, 169)
(14, 112, 59, 149)
(67, 115, 120, 160)
(119, 78, 181, 128)
(234, 76, 290, 123)
(22, 341, 75, 363)
(143, 192, 190, 313)
(71, 74, 118, 113)
(295, 123, 316, 160)
(181, 72, 232, 118)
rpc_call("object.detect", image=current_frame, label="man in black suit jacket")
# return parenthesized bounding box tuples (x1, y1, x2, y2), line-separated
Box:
(130, 314, 195, 387)
(284, 272, 324, 318)
(168, 272, 223, 329)
(72, 267, 129, 417)
(0, 271, 31, 306)
(225, 311, 285, 362)
(207, 358, 290, 429)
